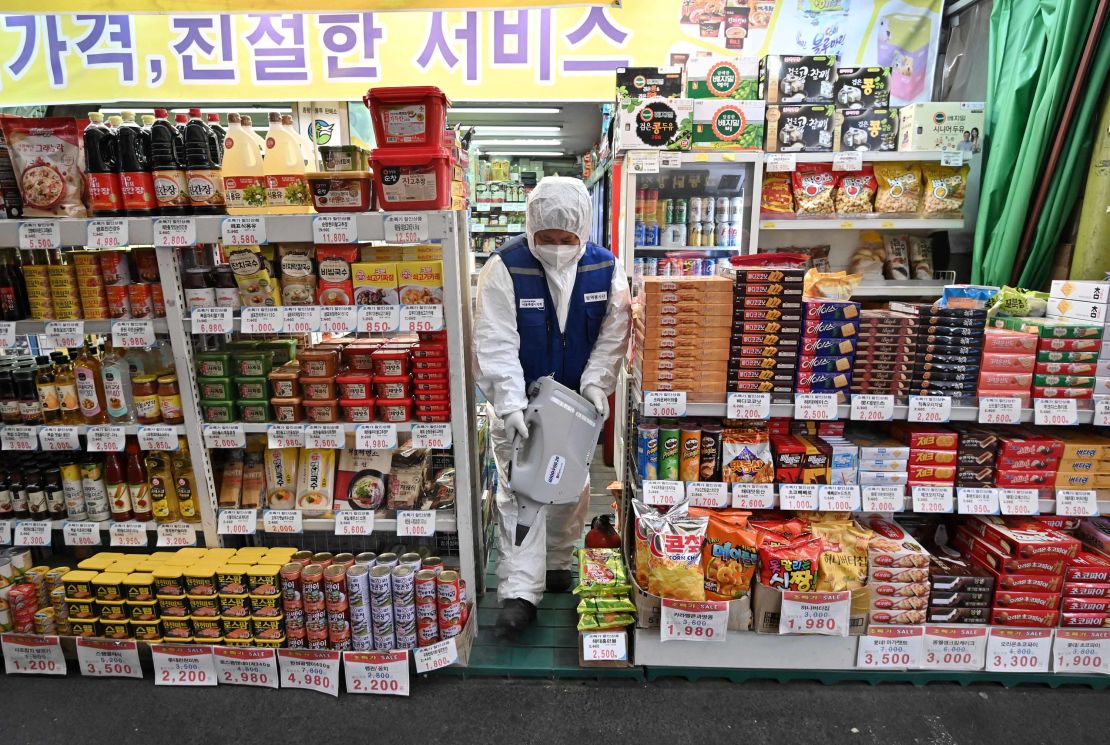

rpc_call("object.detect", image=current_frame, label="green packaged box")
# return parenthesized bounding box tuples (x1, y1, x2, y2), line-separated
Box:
(258, 338, 298, 366)
(233, 351, 273, 377)
(1036, 350, 1101, 364)
(235, 376, 269, 401)
(1033, 374, 1095, 388)
(685, 57, 759, 100)
(198, 376, 232, 401)
(237, 401, 271, 423)
(196, 352, 232, 379)
(994, 316, 1103, 339)
(201, 400, 236, 423)
(692, 99, 765, 151)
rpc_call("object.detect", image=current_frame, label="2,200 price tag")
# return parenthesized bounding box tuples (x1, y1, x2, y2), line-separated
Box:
(157, 523, 196, 547)
(218, 509, 258, 536)
(283, 306, 321, 334)
(191, 307, 234, 335)
(660, 599, 728, 643)
(109, 521, 148, 547)
(18, 221, 60, 250)
(400, 305, 444, 333)
(1035, 398, 1078, 427)
(213, 646, 279, 688)
(957, 487, 999, 515)
(726, 392, 770, 420)
(264, 510, 303, 534)
(152, 644, 217, 686)
(1056, 489, 1098, 517)
(77, 638, 142, 678)
(908, 395, 952, 423)
(779, 591, 850, 637)
(313, 214, 357, 244)
(154, 217, 197, 247)
(343, 651, 409, 696)
(203, 423, 246, 449)
(221, 216, 267, 245)
(335, 510, 374, 536)
(1053, 629, 1110, 675)
(359, 305, 400, 333)
(642, 480, 685, 507)
(320, 306, 358, 334)
(732, 483, 774, 510)
(912, 485, 954, 513)
(412, 423, 452, 449)
(356, 423, 397, 451)
(999, 488, 1040, 516)
(862, 485, 905, 513)
(279, 649, 340, 697)
(63, 521, 101, 547)
(414, 638, 459, 673)
(582, 631, 628, 662)
(304, 423, 344, 450)
(2, 633, 66, 675)
(111, 320, 155, 348)
(397, 510, 436, 537)
(794, 393, 839, 421)
(819, 485, 861, 512)
(850, 394, 894, 422)
(856, 625, 924, 669)
(384, 213, 429, 244)
(979, 396, 1022, 425)
(241, 306, 283, 334)
(644, 391, 686, 418)
(779, 484, 819, 511)
(267, 424, 305, 449)
(985, 628, 1053, 673)
(87, 218, 129, 248)
(14, 521, 51, 547)
(922, 625, 988, 670)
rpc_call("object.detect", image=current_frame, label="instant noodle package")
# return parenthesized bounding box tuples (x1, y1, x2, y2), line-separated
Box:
(575, 548, 636, 632)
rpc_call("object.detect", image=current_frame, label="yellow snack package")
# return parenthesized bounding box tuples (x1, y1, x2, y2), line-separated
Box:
(645, 501, 708, 601)
(702, 512, 759, 600)
(873, 162, 922, 214)
(812, 521, 873, 592)
(922, 164, 970, 217)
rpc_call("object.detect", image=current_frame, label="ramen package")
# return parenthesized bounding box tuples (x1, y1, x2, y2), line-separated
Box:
(577, 613, 636, 632)
(834, 168, 876, 214)
(644, 501, 709, 601)
(720, 430, 774, 483)
(228, 244, 281, 307)
(0, 117, 87, 218)
(279, 243, 316, 306)
(702, 512, 759, 600)
(792, 164, 836, 216)
(577, 597, 637, 614)
(576, 547, 633, 598)
(873, 162, 922, 214)
(760, 172, 794, 214)
(759, 537, 822, 591)
(811, 521, 872, 591)
(922, 164, 969, 217)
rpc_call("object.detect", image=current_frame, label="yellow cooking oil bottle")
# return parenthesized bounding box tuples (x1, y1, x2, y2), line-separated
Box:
(173, 438, 201, 523)
(221, 113, 266, 215)
(146, 449, 180, 523)
(262, 112, 312, 214)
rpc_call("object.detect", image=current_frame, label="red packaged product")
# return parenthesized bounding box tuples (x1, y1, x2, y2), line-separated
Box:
(963, 516, 1080, 560)
(1034, 361, 1097, 376)
(994, 453, 1060, 470)
(1063, 596, 1110, 613)
(978, 372, 1033, 390)
(1038, 338, 1101, 352)
(908, 449, 958, 467)
(758, 537, 822, 591)
(990, 608, 1060, 627)
(994, 469, 1056, 487)
(1066, 552, 1110, 583)
(979, 354, 1036, 373)
(1064, 582, 1110, 598)
(907, 463, 957, 483)
(955, 530, 1067, 576)
(315, 244, 359, 305)
(1060, 612, 1110, 628)
(983, 328, 1038, 354)
(1027, 515, 1081, 531)
(992, 590, 1061, 610)
(997, 431, 1064, 460)
(894, 425, 958, 450)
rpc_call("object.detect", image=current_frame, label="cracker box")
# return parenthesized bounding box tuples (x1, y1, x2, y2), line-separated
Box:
(860, 514, 930, 568)
(834, 108, 899, 152)
(615, 66, 683, 102)
(613, 97, 694, 152)
(897, 102, 985, 152)
(760, 55, 837, 103)
(1050, 280, 1110, 304)
(692, 99, 766, 151)
(964, 516, 1080, 561)
(1047, 297, 1109, 324)
(685, 57, 760, 100)
(833, 67, 891, 109)
(764, 104, 835, 152)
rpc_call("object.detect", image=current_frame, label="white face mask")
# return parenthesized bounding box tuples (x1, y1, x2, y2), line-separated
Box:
(534, 243, 581, 271)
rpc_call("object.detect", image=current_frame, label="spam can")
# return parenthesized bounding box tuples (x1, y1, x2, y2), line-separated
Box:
(300, 564, 325, 607)
(279, 562, 304, 604)
(324, 564, 348, 608)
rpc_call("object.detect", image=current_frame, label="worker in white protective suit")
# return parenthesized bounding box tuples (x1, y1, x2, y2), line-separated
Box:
(474, 176, 631, 638)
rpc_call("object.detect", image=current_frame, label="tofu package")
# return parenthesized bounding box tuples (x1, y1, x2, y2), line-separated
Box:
(613, 97, 694, 152)
(760, 55, 837, 103)
(764, 105, 835, 152)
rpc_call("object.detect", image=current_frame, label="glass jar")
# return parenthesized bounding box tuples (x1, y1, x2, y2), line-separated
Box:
(157, 375, 184, 425)
(132, 375, 161, 424)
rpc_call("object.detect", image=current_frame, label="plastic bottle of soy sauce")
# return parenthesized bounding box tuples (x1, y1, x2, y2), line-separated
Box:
(117, 110, 156, 216)
(185, 108, 226, 214)
(83, 112, 126, 217)
(150, 108, 191, 215)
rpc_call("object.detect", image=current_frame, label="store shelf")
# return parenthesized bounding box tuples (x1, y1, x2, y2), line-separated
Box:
(584, 154, 614, 190)
(635, 629, 859, 669)
(759, 218, 964, 231)
(472, 203, 526, 212)
(12, 318, 171, 335)
(789, 151, 953, 164)
(470, 225, 524, 233)
(253, 511, 457, 533)
(633, 246, 739, 255)
(851, 280, 948, 297)
(234, 422, 416, 434)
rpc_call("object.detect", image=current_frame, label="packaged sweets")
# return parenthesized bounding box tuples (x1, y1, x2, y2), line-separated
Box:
(922, 164, 970, 217)
(575, 547, 632, 598)
(759, 537, 822, 591)
(577, 613, 636, 632)
(883, 235, 911, 280)
(0, 117, 87, 217)
(702, 512, 759, 600)
(811, 521, 872, 591)
(834, 168, 876, 214)
(641, 501, 708, 601)
(873, 162, 922, 214)
(720, 429, 774, 483)
(909, 237, 934, 280)
(848, 232, 886, 279)
(792, 163, 836, 216)
(760, 172, 794, 214)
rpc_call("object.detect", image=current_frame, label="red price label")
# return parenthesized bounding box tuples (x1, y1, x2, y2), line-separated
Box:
(356, 423, 397, 450)
(191, 307, 234, 335)
(157, 523, 196, 547)
(412, 423, 451, 449)
(793, 393, 838, 421)
(779, 484, 819, 511)
(313, 214, 357, 245)
(278, 649, 341, 697)
(221, 216, 267, 245)
(582, 631, 628, 661)
(1034, 398, 1078, 427)
(397, 510, 436, 537)
(912, 485, 954, 513)
(154, 217, 196, 247)
(1053, 630, 1110, 675)
(999, 488, 1040, 516)
(732, 483, 774, 510)
(86, 218, 129, 248)
(151, 644, 217, 686)
(111, 320, 155, 348)
(414, 638, 459, 673)
(14, 521, 50, 547)
(400, 304, 444, 333)
(856, 626, 923, 669)
(850, 394, 894, 422)
(304, 423, 344, 450)
(241, 307, 283, 334)
(642, 480, 685, 507)
(46, 321, 84, 349)
(384, 213, 430, 244)
(862, 485, 904, 513)
(218, 509, 258, 535)
(213, 646, 279, 689)
(1, 426, 38, 451)
(264, 509, 303, 534)
(908, 395, 951, 423)
(110, 521, 148, 547)
(267, 424, 305, 449)
(978, 396, 1022, 425)
(335, 510, 374, 536)
(283, 306, 321, 334)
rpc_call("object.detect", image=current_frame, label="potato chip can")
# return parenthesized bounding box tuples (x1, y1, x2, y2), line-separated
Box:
(415, 569, 438, 603)
(368, 565, 393, 608)
(417, 618, 439, 646)
(679, 425, 701, 482)
(699, 423, 723, 481)
(436, 570, 460, 605)
(355, 552, 377, 567)
(346, 564, 370, 609)
(658, 422, 681, 481)
(689, 197, 705, 222)
(637, 423, 659, 481)
(391, 565, 415, 606)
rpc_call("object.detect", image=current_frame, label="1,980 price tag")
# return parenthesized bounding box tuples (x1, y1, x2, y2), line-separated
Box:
(279, 649, 340, 697)
(343, 651, 409, 696)
(644, 391, 686, 418)
(985, 628, 1052, 673)
(660, 599, 728, 642)
(726, 392, 770, 420)
(152, 644, 217, 686)
(908, 395, 951, 423)
(412, 423, 451, 449)
(779, 591, 850, 637)
(1035, 398, 1078, 427)
(213, 647, 279, 688)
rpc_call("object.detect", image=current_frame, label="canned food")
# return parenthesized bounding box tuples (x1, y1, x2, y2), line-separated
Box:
(280, 563, 304, 604)
(183, 568, 217, 597)
(661, 223, 687, 247)
(395, 630, 416, 650)
(399, 553, 422, 572)
(728, 195, 744, 221)
(436, 570, 461, 605)
(421, 557, 444, 574)
(391, 565, 415, 605)
(252, 613, 284, 641)
(216, 566, 249, 595)
(124, 574, 155, 602)
(255, 635, 286, 649)
(247, 565, 280, 595)
(132, 619, 163, 642)
(414, 569, 438, 603)
(700, 221, 717, 247)
(291, 550, 314, 566)
(324, 564, 348, 607)
(311, 552, 334, 568)
(94, 574, 126, 602)
(67, 598, 97, 620)
(187, 595, 220, 617)
(354, 552, 377, 567)
(375, 553, 398, 570)
(218, 593, 249, 616)
(346, 565, 371, 608)
(222, 616, 252, 640)
(301, 564, 325, 606)
(714, 221, 729, 247)
(660, 198, 673, 225)
(161, 616, 192, 641)
(333, 553, 356, 571)
(157, 594, 189, 617)
(152, 568, 185, 597)
(672, 198, 688, 225)
(369, 565, 393, 608)
(689, 197, 705, 222)
(417, 618, 440, 647)
(250, 594, 282, 616)
(128, 599, 158, 622)
(192, 615, 223, 641)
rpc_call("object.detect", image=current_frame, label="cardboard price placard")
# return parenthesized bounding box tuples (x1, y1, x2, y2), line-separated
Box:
(1053, 629, 1110, 675)
(343, 650, 410, 696)
(856, 625, 924, 669)
(660, 599, 728, 642)
(644, 391, 686, 418)
(278, 649, 341, 697)
(921, 625, 987, 671)
(2, 633, 66, 676)
(779, 591, 850, 637)
(985, 628, 1053, 673)
(213, 646, 279, 688)
(151, 644, 217, 686)
(582, 631, 628, 662)
(77, 638, 142, 679)
(726, 392, 770, 420)
(413, 638, 459, 673)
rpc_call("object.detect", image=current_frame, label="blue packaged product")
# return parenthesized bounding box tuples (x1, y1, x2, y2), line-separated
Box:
(637, 422, 659, 481)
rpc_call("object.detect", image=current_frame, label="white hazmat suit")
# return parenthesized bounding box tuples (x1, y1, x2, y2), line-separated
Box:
(474, 177, 631, 607)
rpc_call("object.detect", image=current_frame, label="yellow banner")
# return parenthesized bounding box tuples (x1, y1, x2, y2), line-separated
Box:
(9, 0, 614, 13)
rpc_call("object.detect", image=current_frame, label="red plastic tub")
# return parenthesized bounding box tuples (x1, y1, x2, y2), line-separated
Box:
(371, 146, 453, 211)
(364, 86, 449, 147)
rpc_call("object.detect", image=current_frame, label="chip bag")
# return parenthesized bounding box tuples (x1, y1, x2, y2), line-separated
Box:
(761, 172, 794, 214)
(720, 429, 774, 483)
(750, 516, 811, 548)
(574, 548, 632, 598)
(759, 537, 822, 591)
(922, 164, 969, 217)
(834, 167, 876, 214)
(632, 500, 661, 588)
(702, 512, 759, 600)
(792, 163, 836, 216)
(812, 522, 873, 591)
(577, 613, 636, 632)
(873, 162, 922, 214)
(576, 597, 637, 614)
(646, 501, 708, 601)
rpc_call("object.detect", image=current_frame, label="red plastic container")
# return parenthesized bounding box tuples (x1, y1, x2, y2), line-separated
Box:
(340, 398, 376, 423)
(364, 86, 449, 148)
(377, 399, 412, 423)
(336, 372, 373, 400)
(371, 348, 411, 377)
(371, 146, 453, 211)
(374, 375, 411, 401)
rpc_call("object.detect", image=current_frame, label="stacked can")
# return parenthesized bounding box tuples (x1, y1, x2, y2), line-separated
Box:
(49, 586, 69, 635)
(414, 569, 439, 647)
(25, 566, 47, 608)
(301, 564, 327, 650)
(369, 565, 395, 650)
(392, 566, 417, 650)
(33, 606, 55, 634)
(399, 552, 423, 573)
(99, 251, 132, 320)
(73, 253, 109, 319)
(346, 564, 373, 650)
(437, 570, 464, 640)
(9, 584, 38, 633)
(22, 263, 53, 319)
(47, 261, 82, 320)
(324, 564, 351, 651)
(280, 562, 306, 648)
(355, 552, 377, 567)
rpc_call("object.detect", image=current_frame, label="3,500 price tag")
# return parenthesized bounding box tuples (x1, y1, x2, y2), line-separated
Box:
(856, 625, 923, 669)
(77, 638, 141, 678)
(660, 599, 728, 642)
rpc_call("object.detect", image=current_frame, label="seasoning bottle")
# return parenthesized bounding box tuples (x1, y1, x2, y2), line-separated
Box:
(0, 465, 12, 517)
(35, 355, 61, 423)
(74, 344, 108, 424)
(101, 340, 135, 424)
(150, 108, 191, 215)
(157, 374, 184, 425)
(83, 112, 125, 217)
(117, 110, 156, 217)
(212, 265, 242, 310)
(0, 248, 24, 320)
(132, 375, 161, 424)
(173, 439, 200, 523)
(185, 108, 225, 214)
(183, 267, 217, 311)
(25, 466, 48, 520)
(80, 455, 112, 522)
(105, 451, 131, 522)
(14, 368, 43, 425)
(146, 450, 179, 523)
(44, 465, 66, 519)
(125, 438, 152, 522)
(60, 459, 87, 521)
(0, 367, 20, 424)
(54, 351, 82, 425)
(9, 462, 28, 519)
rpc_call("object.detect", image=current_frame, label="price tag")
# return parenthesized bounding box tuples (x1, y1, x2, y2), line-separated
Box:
(282, 306, 321, 334)
(397, 510, 436, 537)
(18, 221, 60, 250)
(412, 423, 452, 449)
(765, 153, 797, 172)
(856, 625, 924, 669)
(862, 485, 905, 513)
(204, 423, 246, 449)
(644, 390, 686, 418)
(157, 523, 196, 547)
(582, 630, 628, 662)
(999, 488, 1040, 516)
(732, 482, 775, 510)
(686, 481, 728, 508)
(1094, 398, 1110, 428)
(1035, 398, 1078, 426)
(87, 425, 127, 452)
(14, 521, 50, 547)
(1, 425, 38, 451)
(642, 480, 685, 507)
(264, 509, 303, 534)
(109, 521, 148, 547)
(819, 485, 861, 512)
(63, 521, 101, 547)
(413, 638, 459, 673)
(221, 215, 267, 245)
(343, 650, 409, 696)
(313, 214, 357, 244)
(978, 396, 1022, 425)
(279, 649, 341, 697)
(628, 150, 660, 173)
(922, 625, 988, 670)
(912, 485, 954, 513)
(152, 644, 217, 686)
(658, 152, 683, 169)
(794, 393, 839, 420)
(0, 521, 10, 546)
(0, 321, 15, 348)
(305, 423, 345, 450)
(241, 306, 283, 334)
(356, 423, 397, 451)
(218, 509, 258, 536)
(2, 634, 66, 675)
(660, 599, 728, 642)
(138, 425, 178, 451)
(779, 483, 819, 511)
(1056, 489, 1098, 517)
(1053, 629, 1110, 675)
(39, 425, 80, 451)
(832, 151, 864, 171)
(112, 319, 155, 348)
(320, 306, 358, 334)
(154, 216, 197, 247)
(86, 218, 129, 248)
(47, 321, 84, 349)
(213, 646, 279, 689)
(908, 395, 951, 423)
(191, 307, 234, 335)
(779, 591, 851, 637)
(400, 304, 444, 333)
(267, 423, 305, 449)
(358, 304, 400, 333)
(941, 150, 965, 167)
(335, 510, 375, 536)
(985, 628, 1052, 673)
(726, 392, 770, 420)
(957, 487, 1000, 515)
(77, 638, 142, 678)
(850, 394, 894, 422)
(384, 213, 429, 244)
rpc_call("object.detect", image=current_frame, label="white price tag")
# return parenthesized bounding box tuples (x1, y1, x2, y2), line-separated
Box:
(154, 216, 197, 247)
(343, 650, 409, 696)
(856, 626, 924, 669)
(359, 304, 400, 333)
(267, 423, 305, 449)
(985, 628, 1053, 673)
(218, 509, 258, 536)
(941, 150, 966, 167)
(313, 214, 357, 244)
(1035, 397, 1078, 426)
(1, 425, 38, 451)
(0, 321, 14, 348)
(304, 423, 345, 450)
(660, 599, 728, 642)
(335, 510, 375, 536)
(191, 307, 234, 335)
(644, 390, 687, 418)
(279, 649, 341, 696)
(213, 646, 279, 688)
(400, 304, 444, 333)
(727, 392, 770, 420)
(412, 423, 452, 449)
(320, 306, 358, 334)
(732, 482, 775, 510)
(282, 305, 321, 334)
(77, 638, 142, 678)
(86, 218, 129, 248)
(14, 521, 50, 547)
(112, 320, 155, 348)
(152, 644, 217, 686)
(413, 638, 459, 673)
(793, 393, 839, 421)
(957, 487, 1000, 515)
(241, 306, 283, 334)
(157, 523, 196, 547)
(138, 425, 178, 451)
(978, 396, 1023, 425)
(850, 394, 894, 422)
(779, 591, 851, 636)
(582, 631, 628, 662)
(63, 521, 101, 547)
(264, 509, 303, 534)
(1056, 489, 1098, 517)
(628, 150, 660, 173)
(2, 634, 66, 675)
(0, 521, 10, 546)
(779, 483, 819, 511)
(109, 521, 148, 547)
(912, 485, 954, 513)
(87, 425, 127, 452)
(47, 321, 84, 349)
(686, 481, 729, 508)
(1053, 630, 1110, 675)
(39, 425, 79, 451)
(659, 152, 683, 169)
(765, 153, 797, 172)
(1094, 399, 1110, 428)
(862, 485, 905, 513)
(203, 423, 246, 449)
(642, 480, 685, 507)
(356, 423, 397, 451)
(397, 510, 436, 537)
(221, 216, 267, 245)
(999, 488, 1040, 516)
(384, 213, 429, 244)
(18, 221, 60, 250)
(908, 395, 951, 423)
(922, 625, 988, 670)
(819, 485, 861, 512)
(832, 151, 864, 171)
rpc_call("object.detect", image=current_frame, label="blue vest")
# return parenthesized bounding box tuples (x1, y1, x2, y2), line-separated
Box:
(497, 236, 616, 392)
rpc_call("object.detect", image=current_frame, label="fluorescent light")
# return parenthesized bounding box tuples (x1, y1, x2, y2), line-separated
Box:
(469, 126, 562, 135)
(483, 151, 567, 157)
(470, 138, 564, 146)
(449, 107, 562, 115)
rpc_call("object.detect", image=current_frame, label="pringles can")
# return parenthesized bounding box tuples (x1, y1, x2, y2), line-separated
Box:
(679, 425, 701, 482)
(699, 424, 723, 481)
(658, 421, 681, 481)
(637, 422, 659, 481)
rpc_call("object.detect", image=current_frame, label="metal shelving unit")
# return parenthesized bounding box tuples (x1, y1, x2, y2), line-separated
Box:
(760, 217, 965, 231)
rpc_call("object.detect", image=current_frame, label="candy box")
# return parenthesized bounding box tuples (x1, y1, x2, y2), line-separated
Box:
(990, 608, 1060, 627)
(955, 530, 1067, 576)
(1077, 517, 1110, 556)
(1063, 597, 1110, 613)
(964, 516, 1080, 560)
(992, 591, 1061, 610)
(764, 104, 835, 152)
(928, 556, 995, 593)
(927, 607, 988, 624)
(804, 301, 860, 320)
(927, 591, 990, 608)
(833, 67, 891, 109)
(1060, 612, 1110, 627)
(1064, 582, 1110, 598)
(760, 55, 836, 103)
(1066, 552, 1110, 583)
(1050, 280, 1110, 304)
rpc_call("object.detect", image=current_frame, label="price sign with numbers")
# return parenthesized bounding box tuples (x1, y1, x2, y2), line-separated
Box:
(279, 649, 340, 697)
(213, 646, 279, 689)
(218, 509, 258, 536)
(957, 487, 1000, 515)
(86, 218, 129, 248)
(999, 488, 1040, 516)
(157, 523, 196, 547)
(264, 510, 303, 534)
(0, 321, 15, 348)
(110, 521, 148, 547)
(305, 424, 344, 450)
(909, 395, 951, 423)
(726, 392, 770, 420)
(344, 651, 409, 696)
(320, 306, 358, 334)
(642, 480, 685, 507)
(397, 510, 436, 537)
(733, 482, 775, 510)
(856, 625, 924, 669)
(644, 391, 686, 418)
(112, 320, 155, 348)
(779, 484, 819, 511)
(832, 151, 864, 171)
(686, 481, 728, 509)
(765, 153, 797, 172)
(2, 634, 66, 676)
(39, 426, 79, 451)
(63, 521, 101, 547)
(921, 625, 987, 670)
(400, 304, 444, 333)
(1, 425, 38, 451)
(779, 591, 850, 637)
(356, 423, 397, 451)
(191, 307, 234, 335)
(1053, 629, 1110, 675)
(283, 306, 321, 334)
(660, 152, 683, 169)
(979, 396, 1022, 425)
(152, 644, 217, 686)
(412, 423, 452, 449)
(794, 393, 838, 421)
(154, 216, 197, 247)
(628, 150, 660, 173)
(1095, 399, 1110, 428)
(47, 321, 84, 349)
(77, 638, 142, 679)
(221, 216, 267, 245)
(819, 485, 861, 512)
(15, 521, 50, 547)
(985, 628, 1052, 673)
(138, 425, 178, 451)
(660, 599, 728, 642)
(18, 221, 60, 250)
(313, 214, 357, 244)
(582, 631, 628, 662)
(87, 425, 127, 452)
(912, 485, 954, 513)
(1035, 398, 1078, 426)
(0, 521, 10, 546)
(204, 423, 246, 449)
(267, 424, 305, 449)
(358, 304, 400, 333)
(384, 213, 429, 244)
(241, 306, 283, 334)
(941, 150, 966, 167)
(414, 638, 459, 673)
(850, 394, 894, 422)
(335, 510, 374, 536)
(862, 485, 905, 513)
(1056, 489, 1098, 517)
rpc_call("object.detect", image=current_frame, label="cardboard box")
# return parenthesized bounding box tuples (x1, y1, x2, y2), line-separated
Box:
(760, 55, 837, 103)
(833, 67, 891, 109)
(1050, 280, 1110, 304)
(992, 591, 1061, 610)
(613, 97, 694, 152)
(897, 101, 984, 152)
(963, 518, 1081, 561)
(1065, 582, 1110, 598)
(751, 581, 869, 635)
(764, 104, 835, 152)
(629, 574, 751, 631)
(1047, 296, 1109, 324)
(990, 608, 1059, 628)
(860, 514, 930, 568)
(1067, 552, 1110, 583)
(956, 529, 1068, 576)
(1064, 597, 1110, 613)
(692, 99, 766, 151)
(615, 66, 683, 101)
(834, 108, 898, 152)
(685, 57, 760, 100)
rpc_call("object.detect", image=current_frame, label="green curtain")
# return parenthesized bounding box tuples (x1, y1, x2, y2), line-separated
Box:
(972, 0, 1100, 285)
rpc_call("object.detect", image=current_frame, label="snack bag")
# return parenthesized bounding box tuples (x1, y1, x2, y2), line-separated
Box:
(792, 163, 836, 216)
(848, 231, 886, 278)
(702, 512, 759, 600)
(833, 167, 876, 214)
(575, 547, 632, 597)
(873, 162, 922, 214)
(576, 597, 637, 614)
(812, 522, 873, 591)
(882, 235, 910, 280)
(759, 537, 823, 591)
(761, 172, 794, 214)
(646, 501, 708, 601)
(720, 429, 774, 483)
(632, 500, 661, 588)
(750, 516, 811, 548)
(993, 286, 1048, 317)
(803, 267, 862, 300)
(909, 236, 933, 280)
(922, 164, 969, 217)
(577, 613, 636, 632)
